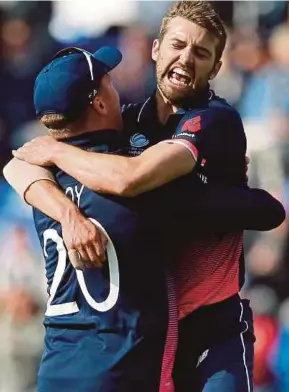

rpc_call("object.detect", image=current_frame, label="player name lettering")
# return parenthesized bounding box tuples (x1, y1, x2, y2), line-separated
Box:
(179, 132, 195, 139)
(66, 184, 84, 207)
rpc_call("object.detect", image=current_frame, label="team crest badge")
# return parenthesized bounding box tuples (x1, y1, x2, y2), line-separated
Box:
(129, 133, 149, 148)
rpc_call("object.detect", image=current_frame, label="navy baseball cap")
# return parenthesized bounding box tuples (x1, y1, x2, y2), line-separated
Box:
(34, 46, 122, 120)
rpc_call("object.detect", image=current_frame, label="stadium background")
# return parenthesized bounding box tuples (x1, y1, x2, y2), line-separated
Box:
(0, 1, 288, 391)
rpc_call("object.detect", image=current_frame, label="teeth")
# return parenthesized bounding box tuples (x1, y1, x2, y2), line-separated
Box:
(172, 67, 191, 78)
(170, 75, 189, 86)
(169, 67, 192, 87)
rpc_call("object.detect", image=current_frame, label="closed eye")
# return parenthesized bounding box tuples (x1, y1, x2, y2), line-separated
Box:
(171, 38, 186, 50)
(194, 48, 211, 59)
(172, 43, 186, 50)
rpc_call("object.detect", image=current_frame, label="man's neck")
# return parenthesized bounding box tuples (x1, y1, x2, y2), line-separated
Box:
(155, 88, 180, 125)
(53, 127, 103, 141)
(155, 85, 211, 125)
(52, 119, 119, 141)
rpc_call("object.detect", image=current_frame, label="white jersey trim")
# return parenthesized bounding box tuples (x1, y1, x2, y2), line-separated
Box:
(239, 301, 252, 392)
(159, 139, 197, 161)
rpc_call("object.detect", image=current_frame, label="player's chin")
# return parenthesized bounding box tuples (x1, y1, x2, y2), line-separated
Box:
(162, 85, 194, 105)
(161, 85, 192, 104)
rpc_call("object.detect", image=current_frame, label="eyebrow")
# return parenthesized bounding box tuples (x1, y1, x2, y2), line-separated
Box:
(170, 37, 212, 56)
(170, 37, 186, 45)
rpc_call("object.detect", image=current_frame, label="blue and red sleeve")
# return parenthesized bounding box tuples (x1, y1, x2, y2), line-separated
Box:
(161, 107, 247, 176)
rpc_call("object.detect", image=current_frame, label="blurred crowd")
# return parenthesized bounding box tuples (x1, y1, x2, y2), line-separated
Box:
(0, 1, 289, 391)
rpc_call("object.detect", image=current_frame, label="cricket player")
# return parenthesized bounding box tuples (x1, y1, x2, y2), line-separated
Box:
(5, 2, 286, 392)
(29, 45, 176, 392)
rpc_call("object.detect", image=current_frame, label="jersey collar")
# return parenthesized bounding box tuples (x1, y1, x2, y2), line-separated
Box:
(137, 86, 214, 124)
(63, 129, 121, 150)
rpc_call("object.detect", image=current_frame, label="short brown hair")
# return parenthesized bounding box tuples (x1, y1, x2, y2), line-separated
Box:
(159, 1, 227, 61)
(40, 113, 70, 134)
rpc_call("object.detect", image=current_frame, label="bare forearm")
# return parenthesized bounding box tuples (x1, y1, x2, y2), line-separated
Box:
(3, 158, 56, 199)
(126, 142, 195, 195)
(52, 143, 134, 195)
(3, 157, 77, 222)
(52, 141, 195, 196)
(12, 136, 196, 197)
(25, 180, 79, 222)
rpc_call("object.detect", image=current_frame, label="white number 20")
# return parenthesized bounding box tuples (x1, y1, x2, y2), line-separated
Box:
(44, 218, 120, 317)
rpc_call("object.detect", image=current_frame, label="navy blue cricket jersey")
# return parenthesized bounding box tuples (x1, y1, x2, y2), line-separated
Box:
(168, 91, 248, 317)
(120, 89, 248, 318)
(33, 130, 171, 335)
(33, 127, 281, 330)
(33, 127, 264, 331)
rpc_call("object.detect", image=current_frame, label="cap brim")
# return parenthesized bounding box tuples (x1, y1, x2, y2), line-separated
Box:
(92, 46, 122, 72)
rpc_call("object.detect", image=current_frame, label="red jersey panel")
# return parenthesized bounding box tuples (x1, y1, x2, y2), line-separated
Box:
(177, 232, 243, 319)
(165, 95, 247, 320)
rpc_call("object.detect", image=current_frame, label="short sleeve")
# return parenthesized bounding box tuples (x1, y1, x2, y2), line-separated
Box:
(163, 106, 247, 184)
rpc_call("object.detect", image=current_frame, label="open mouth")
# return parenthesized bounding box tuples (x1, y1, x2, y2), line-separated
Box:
(168, 67, 193, 88)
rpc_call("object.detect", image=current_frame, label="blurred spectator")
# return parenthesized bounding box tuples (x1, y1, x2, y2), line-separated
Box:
(234, 24, 289, 300)
(0, 12, 60, 171)
(210, 32, 244, 107)
(112, 23, 155, 104)
(270, 299, 289, 392)
(49, 0, 137, 43)
(0, 225, 46, 392)
(11, 119, 47, 150)
(254, 315, 279, 392)
(246, 285, 279, 392)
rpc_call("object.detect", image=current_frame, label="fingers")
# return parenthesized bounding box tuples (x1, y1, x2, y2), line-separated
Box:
(68, 247, 104, 270)
(67, 236, 107, 270)
(78, 223, 107, 266)
(62, 213, 108, 270)
(91, 231, 107, 264)
(84, 243, 104, 268)
(77, 247, 92, 268)
(101, 233, 108, 248)
(12, 150, 24, 160)
(12, 146, 33, 161)
(68, 249, 86, 270)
